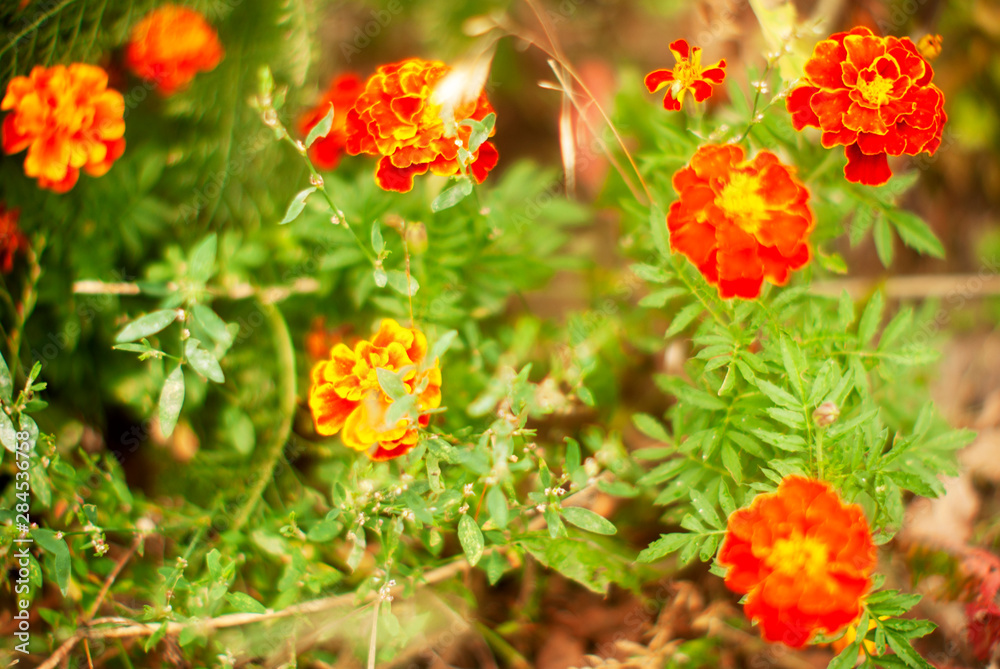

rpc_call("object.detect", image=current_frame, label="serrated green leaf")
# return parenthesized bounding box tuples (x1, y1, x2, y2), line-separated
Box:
(689, 489, 723, 529)
(888, 210, 944, 258)
(632, 412, 670, 442)
(858, 291, 884, 346)
(874, 214, 894, 267)
(665, 302, 703, 337)
(637, 532, 693, 562)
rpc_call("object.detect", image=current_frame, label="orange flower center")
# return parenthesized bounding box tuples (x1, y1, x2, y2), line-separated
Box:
(716, 171, 768, 235)
(856, 74, 894, 106)
(765, 531, 830, 577)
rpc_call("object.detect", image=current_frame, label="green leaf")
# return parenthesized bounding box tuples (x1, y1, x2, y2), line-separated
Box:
(721, 443, 743, 483)
(279, 187, 316, 225)
(114, 310, 178, 343)
(158, 366, 186, 438)
(756, 379, 801, 409)
(0, 410, 18, 453)
(632, 413, 671, 443)
(665, 302, 703, 337)
(561, 507, 617, 535)
(431, 178, 473, 212)
(486, 486, 509, 530)
(386, 269, 419, 296)
(462, 112, 496, 152)
(0, 354, 12, 402)
(305, 103, 336, 147)
(226, 592, 267, 614)
(689, 489, 723, 529)
(849, 206, 875, 247)
(458, 515, 485, 566)
(144, 623, 169, 653)
(33, 529, 70, 596)
(192, 305, 233, 348)
(838, 290, 855, 329)
(428, 329, 458, 362)
(376, 367, 408, 401)
(187, 234, 218, 283)
(371, 220, 384, 255)
(858, 291, 884, 346)
(649, 203, 669, 257)
(874, 214, 894, 267)
(888, 210, 944, 258)
(637, 532, 692, 562)
(184, 339, 224, 383)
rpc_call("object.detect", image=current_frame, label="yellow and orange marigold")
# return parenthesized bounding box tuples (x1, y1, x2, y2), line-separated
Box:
(298, 73, 365, 171)
(645, 39, 726, 111)
(345, 58, 499, 193)
(2, 64, 126, 193)
(308, 319, 442, 461)
(718, 476, 877, 648)
(667, 144, 814, 299)
(0, 205, 28, 273)
(125, 5, 224, 95)
(786, 26, 946, 186)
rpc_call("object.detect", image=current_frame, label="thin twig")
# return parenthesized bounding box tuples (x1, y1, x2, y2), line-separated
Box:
(84, 535, 144, 622)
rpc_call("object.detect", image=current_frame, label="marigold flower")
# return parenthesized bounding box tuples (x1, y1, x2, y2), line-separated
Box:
(718, 476, 877, 647)
(308, 319, 442, 461)
(298, 73, 365, 170)
(345, 58, 499, 193)
(0, 205, 28, 273)
(2, 64, 126, 193)
(786, 26, 946, 186)
(666, 144, 814, 299)
(125, 5, 224, 95)
(644, 39, 726, 111)
(916, 34, 942, 61)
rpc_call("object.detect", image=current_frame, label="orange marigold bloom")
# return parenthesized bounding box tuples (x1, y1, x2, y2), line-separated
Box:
(125, 5, 224, 95)
(2, 64, 126, 193)
(308, 319, 442, 461)
(718, 476, 877, 648)
(345, 58, 499, 193)
(916, 34, 942, 61)
(667, 144, 814, 299)
(0, 205, 28, 274)
(644, 39, 726, 111)
(298, 73, 365, 170)
(786, 26, 946, 186)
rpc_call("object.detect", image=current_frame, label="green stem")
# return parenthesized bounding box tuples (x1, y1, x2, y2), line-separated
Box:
(229, 301, 296, 533)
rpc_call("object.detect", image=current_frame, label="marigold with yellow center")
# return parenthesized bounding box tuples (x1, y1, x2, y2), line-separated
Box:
(786, 26, 946, 186)
(0, 205, 28, 274)
(345, 58, 499, 193)
(125, 5, 224, 95)
(718, 476, 877, 648)
(298, 73, 365, 171)
(644, 39, 726, 111)
(2, 64, 126, 193)
(308, 319, 442, 461)
(666, 144, 814, 299)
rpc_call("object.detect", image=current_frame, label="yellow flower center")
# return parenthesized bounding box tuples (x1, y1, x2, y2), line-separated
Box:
(672, 60, 700, 88)
(856, 74, 894, 106)
(765, 532, 830, 577)
(715, 171, 768, 235)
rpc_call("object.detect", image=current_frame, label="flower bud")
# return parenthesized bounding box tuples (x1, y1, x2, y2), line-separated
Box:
(812, 401, 840, 427)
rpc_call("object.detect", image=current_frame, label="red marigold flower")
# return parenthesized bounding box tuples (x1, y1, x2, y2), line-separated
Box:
(298, 73, 364, 170)
(644, 39, 726, 111)
(718, 476, 877, 648)
(786, 26, 946, 186)
(345, 58, 499, 193)
(308, 319, 442, 461)
(2, 64, 126, 193)
(666, 144, 814, 299)
(0, 205, 28, 274)
(125, 5, 224, 95)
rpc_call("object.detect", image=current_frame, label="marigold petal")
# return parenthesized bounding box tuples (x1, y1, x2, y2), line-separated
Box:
(689, 79, 715, 103)
(469, 141, 499, 184)
(669, 38, 690, 60)
(786, 86, 820, 130)
(844, 143, 891, 185)
(701, 62, 726, 84)
(843, 34, 886, 71)
(804, 39, 849, 89)
(644, 68, 675, 93)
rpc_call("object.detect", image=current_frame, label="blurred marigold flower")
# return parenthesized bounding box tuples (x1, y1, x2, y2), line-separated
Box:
(125, 5, 224, 95)
(916, 34, 942, 61)
(644, 39, 726, 111)
(786, 26, 946, 186)
(308, 318, 442, 461)
(2, 64, 126, 193)
(0, 205, 28, 273)
(345, 58, 499, 193)
(666, 144, 814, 299)
(298, 73, 365, 170)
(718, 476, 877, 647)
